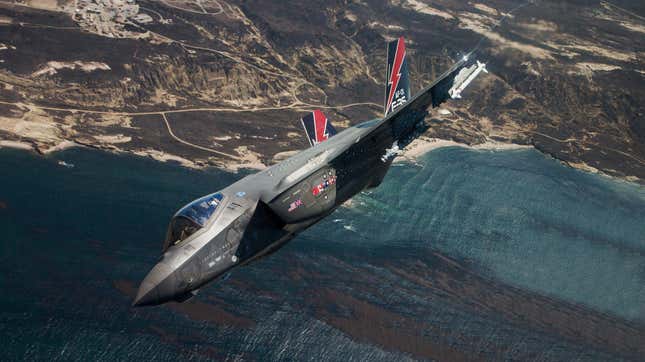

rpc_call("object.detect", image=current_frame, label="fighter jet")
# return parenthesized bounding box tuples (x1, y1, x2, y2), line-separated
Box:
(133, 37, 488, 306)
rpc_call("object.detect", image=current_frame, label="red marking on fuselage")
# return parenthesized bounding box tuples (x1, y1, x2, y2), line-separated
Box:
(385, 37, 406, 116)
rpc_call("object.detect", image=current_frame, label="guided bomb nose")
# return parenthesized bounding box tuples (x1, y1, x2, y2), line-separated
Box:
(132, 261, 175, 307)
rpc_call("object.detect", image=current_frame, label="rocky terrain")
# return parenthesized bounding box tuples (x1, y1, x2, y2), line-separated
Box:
(0, 0, 643, 181)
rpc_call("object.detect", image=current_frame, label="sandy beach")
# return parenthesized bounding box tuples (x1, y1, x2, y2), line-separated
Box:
(398, 137, 532, 161)
(0, 140, 33, 151)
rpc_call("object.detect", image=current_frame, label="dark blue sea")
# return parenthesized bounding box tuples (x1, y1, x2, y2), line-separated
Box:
(0, 146, 644, 361)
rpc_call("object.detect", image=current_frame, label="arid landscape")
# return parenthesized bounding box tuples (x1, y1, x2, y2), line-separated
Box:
(1, 2, 645, 360)
(0, 0, 643, 180)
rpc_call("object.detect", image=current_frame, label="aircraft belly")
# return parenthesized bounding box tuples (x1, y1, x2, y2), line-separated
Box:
(332, 125, 396, 202)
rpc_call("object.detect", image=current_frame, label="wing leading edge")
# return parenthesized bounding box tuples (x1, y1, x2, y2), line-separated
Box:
(375, 53, 487, 145)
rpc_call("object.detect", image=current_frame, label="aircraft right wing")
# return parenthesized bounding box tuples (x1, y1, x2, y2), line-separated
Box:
(374, 54, 487, 144)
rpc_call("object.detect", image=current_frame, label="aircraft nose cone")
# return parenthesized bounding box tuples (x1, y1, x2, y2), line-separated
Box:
(132, 262, 174, 307)
(132, 280, 158, 307)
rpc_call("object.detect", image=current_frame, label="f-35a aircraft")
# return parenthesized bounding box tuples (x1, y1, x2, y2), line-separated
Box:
(134, 37, 488, 306)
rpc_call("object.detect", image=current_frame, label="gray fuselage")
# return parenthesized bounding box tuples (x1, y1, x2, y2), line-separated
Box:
(133, 117, 402, 306)
(133, 48, 480, 306)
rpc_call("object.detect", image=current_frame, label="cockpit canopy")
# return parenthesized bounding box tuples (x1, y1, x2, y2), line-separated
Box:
(163, 193, 224, 251)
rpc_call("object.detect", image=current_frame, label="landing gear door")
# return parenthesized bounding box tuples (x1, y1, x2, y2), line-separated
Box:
(270, 166, 337, 223)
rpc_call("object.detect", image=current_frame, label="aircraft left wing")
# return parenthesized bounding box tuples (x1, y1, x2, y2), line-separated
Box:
(300, 109, 337, 147)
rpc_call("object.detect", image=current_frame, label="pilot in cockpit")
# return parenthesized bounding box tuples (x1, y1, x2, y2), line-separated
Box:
(163, 193, 223, 251)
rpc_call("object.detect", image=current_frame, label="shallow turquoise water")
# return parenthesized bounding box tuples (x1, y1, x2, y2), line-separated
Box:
(329, 148, 645, 321)
(0, 146, 643, 360)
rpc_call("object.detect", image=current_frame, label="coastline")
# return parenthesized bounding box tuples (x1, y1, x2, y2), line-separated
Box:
(0, 139, 266, 173)
(1, 136, 528, 171)
(398, 137, 533, 161)
(1, 137, 642, 185)
(0, 139, 81, 154)
(0, 140, 33, 151)
(398, 137, 644, 186)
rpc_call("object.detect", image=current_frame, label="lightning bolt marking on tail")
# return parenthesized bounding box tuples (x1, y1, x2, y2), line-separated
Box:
(385, 37, 406, 116)
(313, 109, 328, 144)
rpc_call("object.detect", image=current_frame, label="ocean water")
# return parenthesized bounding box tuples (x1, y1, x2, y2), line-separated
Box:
(0, 147, 643, 361)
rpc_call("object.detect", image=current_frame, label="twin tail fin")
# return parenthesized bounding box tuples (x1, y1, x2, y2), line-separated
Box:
(300, 109, 337, 147)
(384, 36, 411, 116)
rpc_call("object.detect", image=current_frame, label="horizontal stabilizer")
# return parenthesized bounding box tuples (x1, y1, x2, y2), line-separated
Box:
(300, 110, 337, 147)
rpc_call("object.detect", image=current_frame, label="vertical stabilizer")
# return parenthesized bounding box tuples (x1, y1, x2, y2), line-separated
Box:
(300, 110, 337, 147)
(384, 36, 411, 116)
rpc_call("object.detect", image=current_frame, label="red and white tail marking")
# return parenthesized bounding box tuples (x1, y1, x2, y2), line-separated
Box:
(385, 37, 406, 116)
(300, 109, 337, 147)
(313, 109, 329, 144)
